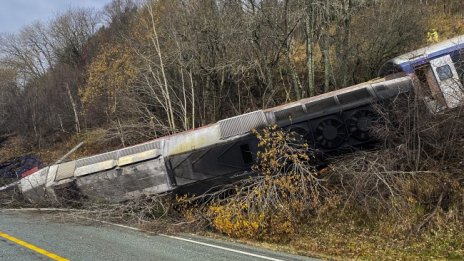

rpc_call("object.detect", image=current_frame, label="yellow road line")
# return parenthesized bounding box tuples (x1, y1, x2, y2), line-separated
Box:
(0, 231, 69, 261)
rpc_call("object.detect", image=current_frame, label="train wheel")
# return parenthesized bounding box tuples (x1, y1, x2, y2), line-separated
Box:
(314, 118, 346, 149)
(347, 109, 376, 141)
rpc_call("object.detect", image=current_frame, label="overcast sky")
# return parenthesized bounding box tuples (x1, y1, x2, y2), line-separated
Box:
(0, 0, 113, 34)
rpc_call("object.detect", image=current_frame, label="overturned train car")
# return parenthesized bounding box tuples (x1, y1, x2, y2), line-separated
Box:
(19, 36, 464, 203)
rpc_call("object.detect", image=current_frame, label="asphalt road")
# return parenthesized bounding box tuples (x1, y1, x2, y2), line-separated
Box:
(0, 210, 318, 261)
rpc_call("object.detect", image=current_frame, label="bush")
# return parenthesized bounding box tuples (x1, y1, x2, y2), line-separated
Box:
(206, 126, 329, 242)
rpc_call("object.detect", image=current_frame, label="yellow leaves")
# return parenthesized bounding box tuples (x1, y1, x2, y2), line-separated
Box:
(253, 125, 315, 178)
(201, 126, 322, 242)
(207, 203, 265, 239)
(81, 43, 138, 113)
(427, 29, 439, 44)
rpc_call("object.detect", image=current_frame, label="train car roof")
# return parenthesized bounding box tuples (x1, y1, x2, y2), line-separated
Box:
(380, 35, 464, 75)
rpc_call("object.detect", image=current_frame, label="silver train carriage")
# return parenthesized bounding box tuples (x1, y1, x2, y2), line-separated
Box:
(379, 35, 464, 111)
(19, 36, 464, 203)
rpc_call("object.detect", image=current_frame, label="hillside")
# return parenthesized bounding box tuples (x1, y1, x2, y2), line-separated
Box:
(1, 0, 464, 260)
(0, 0, 462, 152)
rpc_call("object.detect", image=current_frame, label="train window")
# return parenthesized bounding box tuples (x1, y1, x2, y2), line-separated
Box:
(436, 65, 453, 81)
(240, 144, 253, 165)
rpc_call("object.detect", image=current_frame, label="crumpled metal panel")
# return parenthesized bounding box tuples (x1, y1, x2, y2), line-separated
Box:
(218, 110, 268, 139)
(19, 167, 48, 193)
(117, 140, 164, 158)
(55, 161, 76, 181)
(76, 151, 118, 168)
(75, 157, 172, 203)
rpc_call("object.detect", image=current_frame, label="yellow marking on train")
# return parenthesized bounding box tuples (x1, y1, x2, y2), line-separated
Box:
(118, 149, 158, 167)
(0, 231, 69, 261)
(168, 130, 221, 155)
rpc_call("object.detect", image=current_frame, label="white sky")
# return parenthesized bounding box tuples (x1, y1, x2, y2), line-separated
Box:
(0, 0, 113, 34)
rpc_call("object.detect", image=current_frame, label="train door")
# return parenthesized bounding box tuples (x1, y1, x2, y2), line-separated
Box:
(413, 63, 447, 112)
(430, 55, 464, 108)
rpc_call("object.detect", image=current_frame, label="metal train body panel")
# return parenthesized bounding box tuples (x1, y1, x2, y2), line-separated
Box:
(18, 36, 464, 203)
(379, 35, 464, 111)
(379, 35, 464, 75)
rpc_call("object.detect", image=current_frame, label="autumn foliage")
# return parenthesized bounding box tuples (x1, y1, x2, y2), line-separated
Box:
(205, 126, 327, 242)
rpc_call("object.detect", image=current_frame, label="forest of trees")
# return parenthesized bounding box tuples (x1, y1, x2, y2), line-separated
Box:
(0, 0, 463, 149)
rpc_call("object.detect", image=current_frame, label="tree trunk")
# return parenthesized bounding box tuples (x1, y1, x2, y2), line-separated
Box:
(286, 48, 303, 100)
(65, 83, 80, 134)
(147, 4, 176, 132)
(322, 31, 331, 93)
(189, 70, 195, 129)
(340, 0, 353, 87)
(305, 1, 316, 97)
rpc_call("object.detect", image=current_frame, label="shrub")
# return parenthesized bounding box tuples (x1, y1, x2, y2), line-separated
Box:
(206, 126, 328, 242)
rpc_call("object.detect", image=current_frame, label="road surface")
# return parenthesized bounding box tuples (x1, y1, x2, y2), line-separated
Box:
(0, 210, 317, 261)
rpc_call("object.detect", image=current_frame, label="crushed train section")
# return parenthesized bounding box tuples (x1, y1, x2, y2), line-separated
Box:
(6, 35, 464, 204)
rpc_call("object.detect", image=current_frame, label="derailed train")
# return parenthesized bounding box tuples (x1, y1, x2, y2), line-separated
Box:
(18, 35, 464, 203)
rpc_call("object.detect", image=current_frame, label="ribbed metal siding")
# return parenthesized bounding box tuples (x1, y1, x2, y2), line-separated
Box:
(117, 140, 163, 158)
(218, 111, 268, 139)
